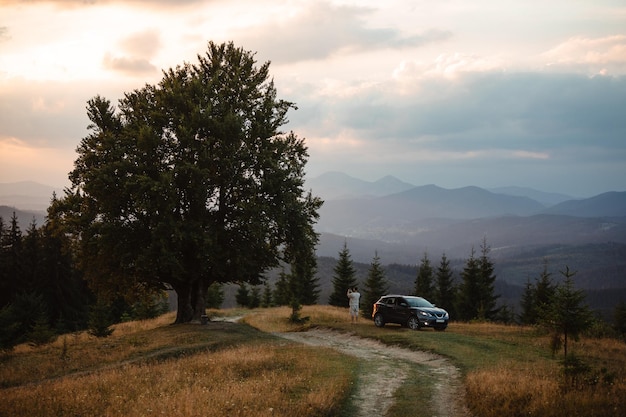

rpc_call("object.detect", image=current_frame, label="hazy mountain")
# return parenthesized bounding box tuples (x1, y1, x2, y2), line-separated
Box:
(489, 186, 575, 206)
(316, 184, 547, 235)
(0, 181, 61, 212)
(315, 214, 626, 264)
(3, 176, 625, 316)
(541, 191, 626, 217)
(305, 171, 415, 200)
(0, 205, 47, 229)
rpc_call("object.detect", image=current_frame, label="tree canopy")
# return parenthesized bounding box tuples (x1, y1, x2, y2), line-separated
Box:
(51, 41, 322, 323)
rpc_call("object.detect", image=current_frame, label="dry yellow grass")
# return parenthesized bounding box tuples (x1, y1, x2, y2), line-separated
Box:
(0, 310, 357, 417)
(248, 307, 626, 417)
(1, 343, 353, 417)
(243, 305, 352, 333)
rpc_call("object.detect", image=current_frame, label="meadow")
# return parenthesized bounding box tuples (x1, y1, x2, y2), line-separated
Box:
(1, 306, 625, 417)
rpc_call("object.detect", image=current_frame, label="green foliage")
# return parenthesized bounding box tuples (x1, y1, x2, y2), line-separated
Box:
(130, 293, 170, 320)
(273, 269, 291, 306)
(261, 282, 273, 308)
(520, 260, 557, 325)
(88, 300, 114, 338)
(235, 283, 251, 308)
(27, 312, 57, 346)
(54, 41, 322, 324)
(0, 304, 20, 350)
(362, 252, 389, 319)
(544, 266, 592, 358)
(328, 241, 358, 307)
(457, 238, 500, 321)
(613, 300, 626, 340)
(434, 253, 457, 318)
(414, 251, 434, 300)
(205, 283, 225, 309)
(249, 286, 261, 309)
(290, 249, 320, 306)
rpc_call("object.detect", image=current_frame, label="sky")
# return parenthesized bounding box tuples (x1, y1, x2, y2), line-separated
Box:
(1, 0, 625, 198)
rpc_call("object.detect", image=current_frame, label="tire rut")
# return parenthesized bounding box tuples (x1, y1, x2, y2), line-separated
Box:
(275, 328, 470, 417)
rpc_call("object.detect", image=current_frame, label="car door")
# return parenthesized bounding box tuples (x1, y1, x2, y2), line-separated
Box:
(393, 297, 411, 324)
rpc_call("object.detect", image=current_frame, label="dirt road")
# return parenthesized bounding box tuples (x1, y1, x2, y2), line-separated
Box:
(275, 328, 470, 417)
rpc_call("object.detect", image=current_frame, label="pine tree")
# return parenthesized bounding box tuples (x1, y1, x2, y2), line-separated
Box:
(205, 283, 224, 309)
(328, 242, 358, 307)
(435, 253, 456, 319)
(291, 249, 320, 305)
(519, 278, 536, 325)
(261, 282, 273, 308)
(1, 213, 24, 307)
(273, 269, 291, 306)
(477, 237, 499, 320)
(534, 261, 556, 312)
(457, 247, 481, 321)
(362, 252, 389, 319)
(235, 283, 250, 308)
(520, 260, 556, 325)
(544, 266, 592, 358)
(414, 251, 434, 300)
(88, 299, 114, 338)
(249, 286, 261, 309)
(613, 301, 626, 340)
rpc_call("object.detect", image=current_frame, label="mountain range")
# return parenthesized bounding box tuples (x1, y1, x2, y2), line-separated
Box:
(307, 172, 626, 259)
(2, 174, 626, 316)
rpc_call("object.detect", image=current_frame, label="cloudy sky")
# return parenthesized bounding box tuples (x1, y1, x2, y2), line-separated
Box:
(1, 0, 625, 197)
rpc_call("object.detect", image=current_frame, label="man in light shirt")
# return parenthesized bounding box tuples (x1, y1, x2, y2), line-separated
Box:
(347, 287, 361, 323)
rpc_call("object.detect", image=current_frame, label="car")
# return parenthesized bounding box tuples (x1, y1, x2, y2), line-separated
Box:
(372, 295, 449, 331)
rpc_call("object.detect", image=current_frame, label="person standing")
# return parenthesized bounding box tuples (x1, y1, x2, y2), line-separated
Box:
(347, 287, 361, 323)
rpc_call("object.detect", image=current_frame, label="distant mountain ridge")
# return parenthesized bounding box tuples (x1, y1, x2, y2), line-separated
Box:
(305, 171, 415, 200)
(542, 192, 626, 217)
(306, 172, 578, 205)
(0, 181, 61, 212)
(2, 176, 625, 316)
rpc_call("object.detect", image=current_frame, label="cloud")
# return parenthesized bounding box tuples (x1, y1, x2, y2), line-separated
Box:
(231, 2, 452, 64)
(542, 35, 626, 75)
(0, 77, 134, 148)
(102, 54, 158, 75)
(291, 71, 626, 166)
(102, 30, 162, 76)
(0, 0, 205, 8)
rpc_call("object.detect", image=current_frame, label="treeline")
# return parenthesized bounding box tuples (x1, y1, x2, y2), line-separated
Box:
(316, 239, 626, 344)
(324, 238, 504, 323)
(0, 212, 168, 350)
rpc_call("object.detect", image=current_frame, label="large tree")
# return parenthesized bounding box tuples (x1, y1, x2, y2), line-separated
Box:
(52, 42, 322, 323)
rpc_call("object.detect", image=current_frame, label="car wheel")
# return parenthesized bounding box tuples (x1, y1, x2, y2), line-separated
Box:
(373, 313, 385, 327)
(407, 316, 420, 330)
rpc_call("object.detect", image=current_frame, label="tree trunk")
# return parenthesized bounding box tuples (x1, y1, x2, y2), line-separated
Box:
(190, 277, 208, 322)
(173, 283, 194, 324)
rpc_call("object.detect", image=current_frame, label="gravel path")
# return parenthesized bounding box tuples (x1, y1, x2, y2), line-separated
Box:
(275, 328, 470, 417)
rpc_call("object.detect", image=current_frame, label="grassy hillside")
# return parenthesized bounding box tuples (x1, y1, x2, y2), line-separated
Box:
(2, 307, 625, 417)
(0, 311, 358, 417)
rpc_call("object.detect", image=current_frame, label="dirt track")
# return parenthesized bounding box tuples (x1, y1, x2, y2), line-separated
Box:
(275, 328, 470, 417)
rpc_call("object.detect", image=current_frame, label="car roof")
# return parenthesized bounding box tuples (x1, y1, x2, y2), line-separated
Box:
(381, 295, 424, 299)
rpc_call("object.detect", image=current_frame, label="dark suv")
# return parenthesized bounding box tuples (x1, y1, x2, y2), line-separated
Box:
(372, 295, 449, 331)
